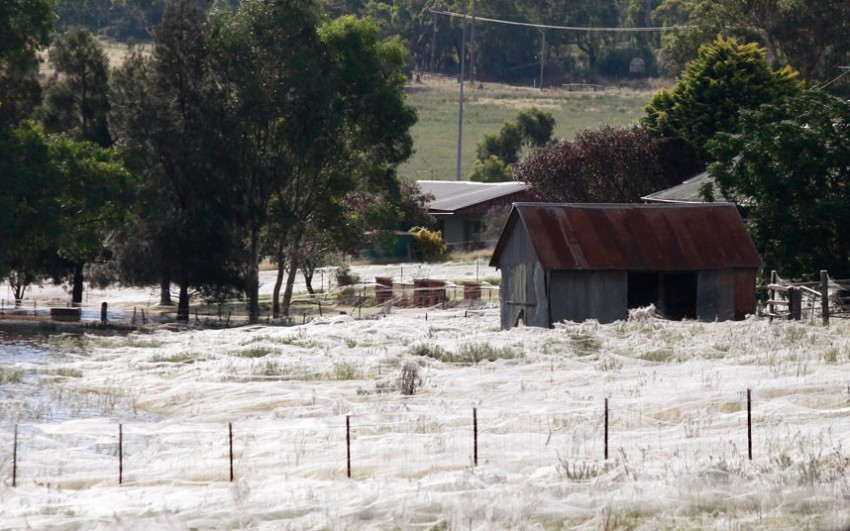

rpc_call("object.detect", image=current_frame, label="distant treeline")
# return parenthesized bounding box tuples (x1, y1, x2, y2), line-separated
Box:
(54, 0, 850, 88)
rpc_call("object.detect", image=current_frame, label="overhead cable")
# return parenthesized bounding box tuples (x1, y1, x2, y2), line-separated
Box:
(430, 9, 691, 33)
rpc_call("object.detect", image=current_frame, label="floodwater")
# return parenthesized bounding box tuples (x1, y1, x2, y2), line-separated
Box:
(0, 334, 154, 424)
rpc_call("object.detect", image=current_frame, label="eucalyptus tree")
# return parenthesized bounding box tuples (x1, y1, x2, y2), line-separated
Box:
(1, 1, 56, 299)
(49, 135, 133, 305)
(653, 0, 850, 87)
(0, 0, 55, 128)
(553, 0, 620, 73)
(37, 28, 117, 304)
(41, 28, 112, 147)
(274, 16, 416, 317)
(0, 122, 129, 305)
(0, 122, 61, 303)
(110, 0, 241, 320)
(709, 92, 850, 278)
(54, 0, 168, 40)
(211, 0, 328, 323)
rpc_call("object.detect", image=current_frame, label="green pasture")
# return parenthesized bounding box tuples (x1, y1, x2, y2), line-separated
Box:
(400, 76, 655, 181)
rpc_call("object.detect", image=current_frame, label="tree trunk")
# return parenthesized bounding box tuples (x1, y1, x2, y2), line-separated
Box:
(246, 225, 261, 324)
(272, 241, 285, 318)
(71, 262, 84, 307)
(177, 283, 189, 322)
(281, 222, 307, 318)
(302, 261, 315, 295)
(281, 252, 299, 318)
(11, 279, 26, 307)
(159, 279, 173, 306)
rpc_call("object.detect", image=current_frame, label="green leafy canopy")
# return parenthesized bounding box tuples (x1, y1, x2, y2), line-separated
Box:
(709, 91, 850, 278)
(643, 37, 801, 161)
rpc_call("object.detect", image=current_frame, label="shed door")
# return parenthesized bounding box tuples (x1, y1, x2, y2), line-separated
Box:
(501, 263, 536, 328)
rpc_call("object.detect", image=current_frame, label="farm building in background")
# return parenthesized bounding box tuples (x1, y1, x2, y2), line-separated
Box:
(642, 171, 720, 204)
(416, 180, 531, 250)
(489, 203, 762, 329)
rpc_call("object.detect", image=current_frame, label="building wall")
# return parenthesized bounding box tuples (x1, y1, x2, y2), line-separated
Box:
(697, 270, 735, 321)
(497, 223, 545, 329)
(697, 269, 757, 321)
(549, 270, 629, 325)
(437, 217, 466, 248)
(438, 214, 485, 250)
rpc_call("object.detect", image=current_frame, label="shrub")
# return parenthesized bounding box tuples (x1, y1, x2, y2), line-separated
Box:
(400, 360, 421, 395)
(469, 155, 512, 183)
(336, 265, 360, 286)
(409, 227, 447, 262)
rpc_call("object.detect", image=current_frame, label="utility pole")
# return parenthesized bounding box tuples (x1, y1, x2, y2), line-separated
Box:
(469, 0, 476, 85)
(539, 29, 545, 90)
(456, 5, 467, 182)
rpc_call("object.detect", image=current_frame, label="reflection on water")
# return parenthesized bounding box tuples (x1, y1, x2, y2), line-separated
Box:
(0, 334, 154, 423)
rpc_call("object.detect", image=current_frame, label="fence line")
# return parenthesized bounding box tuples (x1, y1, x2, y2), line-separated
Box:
(0, 280, 501, 329)
(766, 269, 850, 323)
(4, 388, 840, 488)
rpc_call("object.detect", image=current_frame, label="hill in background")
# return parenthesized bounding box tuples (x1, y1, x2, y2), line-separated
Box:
(400, 74, 659, 181)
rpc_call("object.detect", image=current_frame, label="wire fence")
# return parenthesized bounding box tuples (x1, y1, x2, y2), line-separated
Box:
(3, 387, 846, 489)
(0, 279, 501, 330)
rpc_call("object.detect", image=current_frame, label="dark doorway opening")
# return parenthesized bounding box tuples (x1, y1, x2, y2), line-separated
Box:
(628, 271, 698, 320)
(659, 272, 697, 319)
(628, 272, 658, 309)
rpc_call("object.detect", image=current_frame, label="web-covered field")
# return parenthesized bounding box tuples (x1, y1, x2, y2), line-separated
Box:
(2, 265, 850, 530)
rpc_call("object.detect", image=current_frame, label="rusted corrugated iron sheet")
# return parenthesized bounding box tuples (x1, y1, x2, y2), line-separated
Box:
(734, 269, 758, 319)
(490, 203, 762, 272)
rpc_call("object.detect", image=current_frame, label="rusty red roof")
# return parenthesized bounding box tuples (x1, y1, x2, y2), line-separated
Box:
(489, 203, 762, 271)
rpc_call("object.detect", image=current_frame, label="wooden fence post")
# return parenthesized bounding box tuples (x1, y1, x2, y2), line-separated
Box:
(604, 398, 609, 461)
(12, 424, 18, 487)
(821, 270, 829, 326)
(229, 422, 234, 482)
(346, 415, 351, 479)
(119, 423, 123, 485)
(788, 286, 802, 321)
(473, 408, 478, 467)
(769, 270, 777, 322)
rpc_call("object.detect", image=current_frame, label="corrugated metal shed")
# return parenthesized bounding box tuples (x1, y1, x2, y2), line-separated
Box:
(642, 171, 718, 203)
(417, 180, 528, 213)
(490, 203, 762, 271)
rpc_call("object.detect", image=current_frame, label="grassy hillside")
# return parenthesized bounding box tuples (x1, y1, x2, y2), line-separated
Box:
(400, 74, 656, 182)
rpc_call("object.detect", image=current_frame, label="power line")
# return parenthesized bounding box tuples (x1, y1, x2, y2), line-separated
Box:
(810, 66, 850, 91)
(430, 9, 690, 33)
